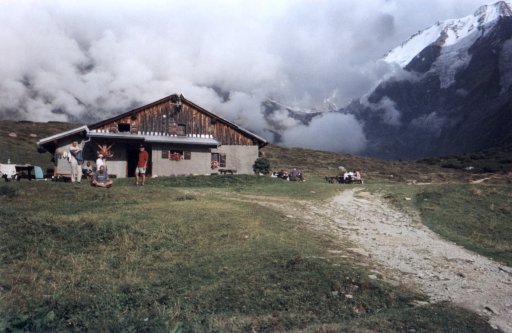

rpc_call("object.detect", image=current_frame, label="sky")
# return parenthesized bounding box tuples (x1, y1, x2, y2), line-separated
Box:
(0, 0, 491, 152)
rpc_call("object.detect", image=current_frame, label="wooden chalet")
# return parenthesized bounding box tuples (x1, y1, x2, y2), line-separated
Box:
(37, 94, 267, 178)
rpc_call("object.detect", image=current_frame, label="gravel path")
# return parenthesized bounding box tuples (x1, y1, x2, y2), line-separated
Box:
(311, 189, 512, 332)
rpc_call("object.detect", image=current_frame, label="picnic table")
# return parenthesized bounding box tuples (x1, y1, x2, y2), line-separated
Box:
(325, 175, 363, 184)
(15, 165, 35, 180)
(219, 168, 237, 175)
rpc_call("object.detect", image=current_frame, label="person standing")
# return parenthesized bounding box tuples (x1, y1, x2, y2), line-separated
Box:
(135, 144, 149, 186)
(96, 153, 105, 170)
(69, 141, 83, 183)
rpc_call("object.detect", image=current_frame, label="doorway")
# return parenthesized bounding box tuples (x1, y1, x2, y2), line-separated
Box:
(126, 143, 152, 177)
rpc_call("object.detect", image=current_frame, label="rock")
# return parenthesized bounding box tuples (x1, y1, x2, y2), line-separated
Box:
(484, 306, 498, 314)
(345, 294, 353, 299)
(411, 300, 430, 307)
(368, 274, 378, 280)
(30, 133, 37, 137)
(331, 291, 339, 297)
(404, 197, 412, 201)
(8, 132, 17, 138)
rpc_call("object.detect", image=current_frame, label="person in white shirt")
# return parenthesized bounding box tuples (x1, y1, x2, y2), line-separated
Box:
(69, 141, 83, 183)
(96, 153, 105, 170)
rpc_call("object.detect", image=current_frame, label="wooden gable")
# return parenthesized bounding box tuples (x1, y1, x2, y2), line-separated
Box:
(89, 94, 267, 147)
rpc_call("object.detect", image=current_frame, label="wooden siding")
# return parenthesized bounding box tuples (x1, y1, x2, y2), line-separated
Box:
(94, 100, 256, 146)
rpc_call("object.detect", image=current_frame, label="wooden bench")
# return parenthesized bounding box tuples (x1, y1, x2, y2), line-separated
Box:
(219, 169, 237, 175)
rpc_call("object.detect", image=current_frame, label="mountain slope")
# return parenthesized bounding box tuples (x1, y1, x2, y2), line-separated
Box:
(346, 1, 512, 159)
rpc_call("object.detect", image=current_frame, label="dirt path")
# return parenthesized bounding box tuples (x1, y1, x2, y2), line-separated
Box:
(218, 187, 512, 330)
(299, 188, 512, 332)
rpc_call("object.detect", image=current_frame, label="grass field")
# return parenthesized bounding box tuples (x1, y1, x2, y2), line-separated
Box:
(0, 177, 499, 332)
(0, 121, 508, 332)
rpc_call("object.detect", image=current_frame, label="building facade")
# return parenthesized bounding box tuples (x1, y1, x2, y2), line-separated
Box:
(37, 94, 267, 178)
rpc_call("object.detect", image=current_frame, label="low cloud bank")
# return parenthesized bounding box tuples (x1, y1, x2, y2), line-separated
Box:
(0, 0, 485, 153)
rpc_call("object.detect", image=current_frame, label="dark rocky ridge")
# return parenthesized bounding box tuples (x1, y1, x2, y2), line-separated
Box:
(343, 15, 512, 160)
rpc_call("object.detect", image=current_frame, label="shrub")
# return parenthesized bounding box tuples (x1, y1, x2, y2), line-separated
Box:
(0, 185, 17, 198)
(253, 157, 271, 175)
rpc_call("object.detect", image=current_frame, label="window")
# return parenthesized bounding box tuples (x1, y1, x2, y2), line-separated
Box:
(211, 153, 226, 167)
(177, 124, 186, 136)
(118, 123, 131, 132)
(167, 150, 191, 161)
(162, 150, 169, 159)
(168, 122, 187, 136)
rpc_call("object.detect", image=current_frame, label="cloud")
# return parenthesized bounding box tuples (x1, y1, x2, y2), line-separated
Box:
(0, 0, 488, 150)
(362, 96, 402, 126)
(281, 113, 367, 153)
(410, 112, 447, 137)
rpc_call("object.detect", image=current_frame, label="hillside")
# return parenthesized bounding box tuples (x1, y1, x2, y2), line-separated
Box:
(0, 121, 76, 171)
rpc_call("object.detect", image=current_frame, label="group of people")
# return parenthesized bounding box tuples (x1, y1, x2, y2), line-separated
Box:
(67, 141, 149, 188)
(68, 141, 112, 188)
(342, 170, 363, 183)
(271, 167, 304, 181)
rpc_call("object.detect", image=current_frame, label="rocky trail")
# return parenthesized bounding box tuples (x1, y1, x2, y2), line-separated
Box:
(257, 188, 512, 332)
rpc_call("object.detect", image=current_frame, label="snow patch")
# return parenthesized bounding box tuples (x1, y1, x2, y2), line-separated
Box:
(433, 30, 479, 88)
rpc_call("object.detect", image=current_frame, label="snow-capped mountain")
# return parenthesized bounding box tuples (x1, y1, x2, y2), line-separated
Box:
(342, 1, 512, 159)
(385, 1, 512, 68)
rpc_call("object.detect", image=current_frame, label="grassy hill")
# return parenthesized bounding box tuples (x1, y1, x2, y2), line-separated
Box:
(0, 121, 509, 332)
(0, 121, 76, 171)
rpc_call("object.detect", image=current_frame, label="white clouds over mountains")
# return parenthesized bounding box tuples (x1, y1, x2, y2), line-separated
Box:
(0, 0, 487, 151)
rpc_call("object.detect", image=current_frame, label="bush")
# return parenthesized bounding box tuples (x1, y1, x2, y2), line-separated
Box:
(0, 185, 17, 198)
(253, 157, 271, 175)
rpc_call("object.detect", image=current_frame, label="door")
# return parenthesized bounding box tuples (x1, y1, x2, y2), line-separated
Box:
(126, 143, 152, 177)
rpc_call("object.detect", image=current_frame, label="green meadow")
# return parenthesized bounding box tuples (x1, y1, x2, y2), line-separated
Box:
(1, 121, 509, 332)
(0, 176, 501, 332)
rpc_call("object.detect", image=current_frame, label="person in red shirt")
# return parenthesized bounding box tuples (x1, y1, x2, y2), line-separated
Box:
(135, 144, 149, 186)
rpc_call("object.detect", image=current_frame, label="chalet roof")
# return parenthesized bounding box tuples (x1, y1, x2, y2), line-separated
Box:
(88, 131, 220, 147)
(88, 94, 267, 146)
(36, 125, 89, 146)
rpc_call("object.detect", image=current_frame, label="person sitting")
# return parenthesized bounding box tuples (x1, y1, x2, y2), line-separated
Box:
(289, 167, 299, 181)
(354, 170, 363, 184)
(82, 161, 94, 180)
(343, 171, 350, 181)
(91, 165, 113, 188)
(277, 169, 288, 180)
(296, 170, 304, 181)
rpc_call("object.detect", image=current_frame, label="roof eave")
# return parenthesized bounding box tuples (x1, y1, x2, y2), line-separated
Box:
(36, 125, 90, 146)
